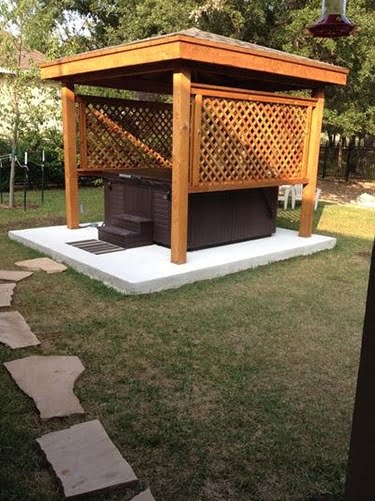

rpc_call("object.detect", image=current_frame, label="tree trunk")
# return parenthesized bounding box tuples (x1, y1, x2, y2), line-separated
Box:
(337, 136, 346, 176)
(9, 91, 20, 208)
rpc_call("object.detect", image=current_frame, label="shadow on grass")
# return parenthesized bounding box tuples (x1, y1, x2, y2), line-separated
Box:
(277, 201, 332, 233)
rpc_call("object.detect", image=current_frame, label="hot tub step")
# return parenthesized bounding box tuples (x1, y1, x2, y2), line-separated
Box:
(98, 225, 153, 249)
(112, 213, 153, 234)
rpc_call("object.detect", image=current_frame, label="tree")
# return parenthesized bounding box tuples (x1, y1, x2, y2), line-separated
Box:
(35, 0, 375, 142)
(0, 0, 59, 207)
(280, 0, 375, 143)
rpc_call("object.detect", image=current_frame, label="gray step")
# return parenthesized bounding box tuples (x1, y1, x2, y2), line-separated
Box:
(112, 213, 153, 233)
(98, 225, 153, 249)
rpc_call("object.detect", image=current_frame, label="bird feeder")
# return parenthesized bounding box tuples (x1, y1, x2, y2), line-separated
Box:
(308, 0, 356, 37)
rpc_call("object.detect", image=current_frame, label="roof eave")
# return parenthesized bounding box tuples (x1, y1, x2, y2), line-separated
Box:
(40, 34, 348, 87)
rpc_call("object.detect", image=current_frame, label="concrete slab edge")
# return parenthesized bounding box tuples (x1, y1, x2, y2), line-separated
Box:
(8, 230, 336, 295)
(131, 237, 337, 294)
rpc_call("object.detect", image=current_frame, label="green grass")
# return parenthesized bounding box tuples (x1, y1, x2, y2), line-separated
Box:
(0, 189, 374, 500)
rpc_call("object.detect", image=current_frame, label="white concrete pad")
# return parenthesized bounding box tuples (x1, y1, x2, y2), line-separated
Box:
(0, 270, 33, 282)
(0, 311, 40, 348)
(15, 257, 67, 274)
(0, 283, 16, 307)
(9, 224, 336, 295)
(37, 419, 138, 497)
(4, 355, 85, 420)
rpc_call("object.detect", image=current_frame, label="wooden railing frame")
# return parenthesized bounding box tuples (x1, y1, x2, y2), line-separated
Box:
(188, 86, 317, 193)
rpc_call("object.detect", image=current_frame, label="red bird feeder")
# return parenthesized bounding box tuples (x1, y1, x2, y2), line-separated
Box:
(308, 0, 356, 37)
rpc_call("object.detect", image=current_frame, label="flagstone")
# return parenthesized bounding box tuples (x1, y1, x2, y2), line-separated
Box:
(4, 355, 85, 419)
(0, 270, 33, 282)
(0, 311, 40, 348)
(15, 257, 67, 274)
(37, 420, 138, 497)
(0, 283, 16, 307)
(131, 488, 156, 501)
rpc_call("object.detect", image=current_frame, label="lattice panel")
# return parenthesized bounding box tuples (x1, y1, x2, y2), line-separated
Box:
(81, 97, 173, 171)
(194, 96, 310, 188)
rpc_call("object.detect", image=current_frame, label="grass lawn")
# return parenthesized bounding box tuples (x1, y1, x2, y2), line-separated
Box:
(0, 188, 374, 500)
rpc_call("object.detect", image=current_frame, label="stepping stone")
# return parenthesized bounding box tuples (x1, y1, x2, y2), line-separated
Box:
(37, 420, 138, 497)
(4, 355, 85, 419)
(0, 311, 40, 348)
(131, 488, 156, 501)
(0, 283, 16, 307)
(15, 257, 67, 274)
(0, 270, 33, 282)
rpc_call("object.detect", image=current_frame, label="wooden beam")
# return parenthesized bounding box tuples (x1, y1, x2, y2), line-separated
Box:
(76, 77, 172, 94)
(70, 62, 174, 83)
(171, 69, 191, 264)
(190, 63, 321, 92)
(180, 40, 348, 86)
(61, 83, 79, 229)
(41, 40, 181, 80)
(189, 178, 309, 193)
(299, 88, 325, 237)
(76, 94, 172, 110)
(190, 83, 317, 107)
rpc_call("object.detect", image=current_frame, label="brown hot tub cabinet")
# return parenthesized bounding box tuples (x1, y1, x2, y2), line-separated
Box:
(98, 169, 278, 250)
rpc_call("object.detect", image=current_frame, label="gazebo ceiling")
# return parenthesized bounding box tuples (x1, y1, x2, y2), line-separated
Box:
(40, 28, 348, 93)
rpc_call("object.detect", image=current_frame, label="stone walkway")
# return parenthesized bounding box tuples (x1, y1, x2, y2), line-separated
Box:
(0, 311, 40, 348)
(0, 270, 33, 282)
(5, 355, 85, 420)
(1, 260, 155, 499)
(15, 257, 68, 274)
(37, 420, 138, 497)
(0, 283, 16, 307)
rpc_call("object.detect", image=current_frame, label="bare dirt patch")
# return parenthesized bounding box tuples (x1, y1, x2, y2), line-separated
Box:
(318, 179, 375, 205)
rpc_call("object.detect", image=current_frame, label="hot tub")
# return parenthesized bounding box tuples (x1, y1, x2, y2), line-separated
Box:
(99, 169, 278, 250)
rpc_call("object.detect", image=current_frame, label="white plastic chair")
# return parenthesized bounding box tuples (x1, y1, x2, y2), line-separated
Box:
(291, 184, 322, 210)
(278, 185, 293, 210)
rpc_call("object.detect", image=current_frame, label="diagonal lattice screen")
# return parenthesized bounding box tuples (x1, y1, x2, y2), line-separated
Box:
(78, 92, 313, 192)
(80, 96, 173, 171)
(193, 96, 311, 189)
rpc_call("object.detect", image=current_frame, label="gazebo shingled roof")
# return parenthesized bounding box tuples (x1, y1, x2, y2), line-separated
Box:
(40, 28, 348, 264)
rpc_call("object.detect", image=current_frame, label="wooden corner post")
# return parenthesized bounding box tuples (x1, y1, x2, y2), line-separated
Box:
(299, 88, 325, 237)
(61, 83, 79, 229)
(171, 69, 191, 264)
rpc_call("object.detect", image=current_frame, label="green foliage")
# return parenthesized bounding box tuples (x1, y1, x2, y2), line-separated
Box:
(1, 0, 374, 173)
(281, 0, 375, 140)
(108, 0, 196, 44)
(49, 0, 374, 141)
(0, 129, 64, 190)
(0, 0, 63, 203)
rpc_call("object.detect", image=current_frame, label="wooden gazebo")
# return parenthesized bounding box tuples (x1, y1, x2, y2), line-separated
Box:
(40, 28, 348, 264)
